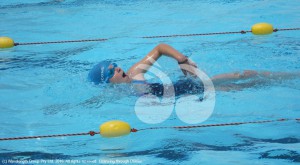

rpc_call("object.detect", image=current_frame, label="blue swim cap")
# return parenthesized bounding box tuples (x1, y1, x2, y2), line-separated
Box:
(88, 61, 117, 84)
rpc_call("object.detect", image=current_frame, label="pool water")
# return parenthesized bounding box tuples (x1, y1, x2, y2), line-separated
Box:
(1, 0, 300, 164)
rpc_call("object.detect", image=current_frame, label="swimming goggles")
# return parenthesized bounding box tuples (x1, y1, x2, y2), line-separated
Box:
(107, 63, 118, 79)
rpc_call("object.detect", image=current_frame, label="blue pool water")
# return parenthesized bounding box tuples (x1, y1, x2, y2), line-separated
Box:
(1, 0, 300, 164)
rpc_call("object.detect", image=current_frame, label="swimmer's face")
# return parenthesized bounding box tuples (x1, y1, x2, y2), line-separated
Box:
(109, 64, 130, 83)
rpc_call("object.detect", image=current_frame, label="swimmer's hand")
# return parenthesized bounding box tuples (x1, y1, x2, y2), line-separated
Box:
(178, 57, 198, 76)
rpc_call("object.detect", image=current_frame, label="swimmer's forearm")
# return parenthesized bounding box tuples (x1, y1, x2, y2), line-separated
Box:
(211, 72, 241, 84)
(156, 43, 187, 62)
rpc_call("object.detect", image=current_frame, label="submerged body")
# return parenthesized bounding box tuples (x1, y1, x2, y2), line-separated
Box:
(131, 78, 204, 97)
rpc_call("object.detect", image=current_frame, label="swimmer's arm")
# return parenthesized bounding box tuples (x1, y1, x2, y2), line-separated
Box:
(211, 72, 243, 85)
(211, 70, 262, 86)
(212, 70, 300, 85)
(127, 43, 187, 79)
(212, 70, 300, 90)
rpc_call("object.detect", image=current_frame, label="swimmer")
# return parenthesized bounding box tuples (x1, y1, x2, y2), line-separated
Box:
(88, 43, 299, 94)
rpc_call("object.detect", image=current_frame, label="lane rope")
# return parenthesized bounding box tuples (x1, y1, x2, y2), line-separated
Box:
(0, 118, 299, 141)
(14, 38, 108, 46)
(12, 28, 300, 46)
(0, 131, 99, 141)
(141, 28, 300, 38)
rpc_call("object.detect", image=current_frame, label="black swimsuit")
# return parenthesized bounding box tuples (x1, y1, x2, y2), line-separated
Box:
(132, 79, 204, 97)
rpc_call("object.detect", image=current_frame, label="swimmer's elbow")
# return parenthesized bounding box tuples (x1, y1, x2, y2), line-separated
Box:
(156, 43, 169, 51)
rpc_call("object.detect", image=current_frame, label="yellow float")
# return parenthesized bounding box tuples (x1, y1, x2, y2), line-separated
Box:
(100, 120, 131, 138)
(251, 23, 274, 35)
(0, 37, 14, 48)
